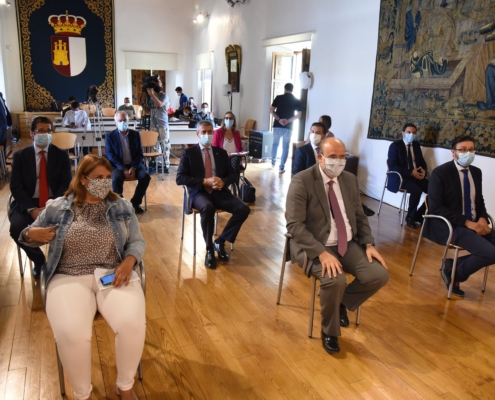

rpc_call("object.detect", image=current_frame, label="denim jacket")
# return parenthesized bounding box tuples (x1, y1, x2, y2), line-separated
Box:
(19, 194, 145, 285)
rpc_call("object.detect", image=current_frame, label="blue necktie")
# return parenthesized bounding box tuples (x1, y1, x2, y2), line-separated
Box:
(461, 169, 472, 221)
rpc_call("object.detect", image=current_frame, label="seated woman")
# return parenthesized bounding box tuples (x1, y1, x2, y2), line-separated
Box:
(212, 111, 245, 179)
(20, 154, 145, 400)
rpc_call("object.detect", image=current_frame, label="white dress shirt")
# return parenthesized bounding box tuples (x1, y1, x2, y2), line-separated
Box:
(455, 161, 476, 220)
(403, 139, 416, 169)
(311, 142, 319, 159)
(319, 166, 353, 246)
(199, 143, 217, 177)
(62, 110, 91, 129)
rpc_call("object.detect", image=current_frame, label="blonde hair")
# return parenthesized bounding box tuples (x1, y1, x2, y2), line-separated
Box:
(65, 154, 119, 205)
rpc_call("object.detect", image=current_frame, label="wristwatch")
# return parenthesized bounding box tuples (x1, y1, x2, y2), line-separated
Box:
(364, 243, 374, 248)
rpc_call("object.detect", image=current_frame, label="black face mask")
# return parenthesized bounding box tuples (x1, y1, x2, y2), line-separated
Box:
(153, 86, 161, 93)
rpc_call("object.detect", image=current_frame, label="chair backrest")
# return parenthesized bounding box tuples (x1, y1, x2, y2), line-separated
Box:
(296, 141, 306, 148)
(133, 104, 142, 119)
(139, 130, 158, 147)
(244, 119, 256, 137)
(101, 107, 116, 117)
(51, 132, 77, 150)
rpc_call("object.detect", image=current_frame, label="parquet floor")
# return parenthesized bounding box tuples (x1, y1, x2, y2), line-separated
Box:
(1, 140, 495, 399)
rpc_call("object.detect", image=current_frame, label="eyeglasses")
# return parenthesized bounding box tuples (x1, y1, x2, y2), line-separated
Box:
(454, 149, 475, 154)
(34, 130, 52, 134)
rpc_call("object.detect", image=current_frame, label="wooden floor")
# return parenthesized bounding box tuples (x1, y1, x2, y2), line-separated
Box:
(2, 141, 495, 399)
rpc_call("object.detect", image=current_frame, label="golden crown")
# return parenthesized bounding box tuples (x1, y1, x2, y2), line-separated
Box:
(48, 10, 86, 36)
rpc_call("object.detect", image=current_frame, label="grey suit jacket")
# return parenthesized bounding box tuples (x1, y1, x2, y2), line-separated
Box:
(286, 164, 374, 276)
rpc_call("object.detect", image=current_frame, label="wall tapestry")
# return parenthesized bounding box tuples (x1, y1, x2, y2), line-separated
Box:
(17, 0, 115, 110)
(368, 0, 495, 157)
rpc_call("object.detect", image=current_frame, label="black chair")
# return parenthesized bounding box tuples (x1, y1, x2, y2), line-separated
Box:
(7, 194, 33, 277)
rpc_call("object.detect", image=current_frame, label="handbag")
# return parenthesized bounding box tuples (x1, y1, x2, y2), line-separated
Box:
(239, 176, 256, 203)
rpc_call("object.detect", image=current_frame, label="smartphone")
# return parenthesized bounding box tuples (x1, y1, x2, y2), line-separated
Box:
(100, 273, 115, 286)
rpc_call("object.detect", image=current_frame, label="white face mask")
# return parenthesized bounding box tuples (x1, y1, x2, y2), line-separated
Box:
(323, 158, 346, 178)
(202, 107, 208, 114)
(310, 133, 322, 146)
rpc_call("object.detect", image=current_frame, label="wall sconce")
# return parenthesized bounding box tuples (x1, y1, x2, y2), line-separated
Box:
(193, 12, 209, 24)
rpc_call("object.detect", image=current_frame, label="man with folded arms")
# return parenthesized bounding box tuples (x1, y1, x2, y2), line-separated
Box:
(426, 135, 495, 297)
(286, 138, 388, 354)
(176, 120, 250, 269)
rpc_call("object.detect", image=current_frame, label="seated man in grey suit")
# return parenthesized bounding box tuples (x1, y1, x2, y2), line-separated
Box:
(286, 138, 389, 355)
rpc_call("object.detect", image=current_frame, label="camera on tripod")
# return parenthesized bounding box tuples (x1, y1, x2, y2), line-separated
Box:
(87, 85, 98, 103)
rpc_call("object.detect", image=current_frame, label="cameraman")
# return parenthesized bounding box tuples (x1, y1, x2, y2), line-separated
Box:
(147, 79, 171, 173)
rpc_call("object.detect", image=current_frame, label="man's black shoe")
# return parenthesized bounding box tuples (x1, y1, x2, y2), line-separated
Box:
(205, 249, 217, 269)
(214, 242, 229, 261)
(405, 216, 417, 229)
(415, 215, 424, 225)
(321, 331, 340, 354)
(340, 304, 350, 327)
(441, 259, 464, 297)
(133, 205, 145, 214)
(163, 167, 169, 174)
(362, 204, 375, 216)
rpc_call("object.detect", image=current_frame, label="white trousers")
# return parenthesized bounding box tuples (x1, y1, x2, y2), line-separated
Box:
(46, 274, 146, 400)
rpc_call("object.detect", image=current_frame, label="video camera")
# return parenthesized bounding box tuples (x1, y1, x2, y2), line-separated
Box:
(142, 73, 161, 94)
(87, 85, 98, 103)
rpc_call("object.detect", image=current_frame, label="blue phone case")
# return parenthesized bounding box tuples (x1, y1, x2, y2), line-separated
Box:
(100, 273, 115, 286)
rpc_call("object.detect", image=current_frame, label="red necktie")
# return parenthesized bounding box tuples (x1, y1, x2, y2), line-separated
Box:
(328, 180, 347, 257)
(203, 148, 213, 194)
(39, 150, 49, 208)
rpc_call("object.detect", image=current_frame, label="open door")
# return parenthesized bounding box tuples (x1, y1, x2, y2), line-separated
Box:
(270, 52, 296, 129)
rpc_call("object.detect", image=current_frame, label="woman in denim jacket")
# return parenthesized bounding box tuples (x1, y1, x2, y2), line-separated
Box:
(20, 154, 145, 400)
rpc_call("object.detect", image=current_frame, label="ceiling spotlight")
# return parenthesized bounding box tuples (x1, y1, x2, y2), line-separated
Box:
(193, 12, 209, 24)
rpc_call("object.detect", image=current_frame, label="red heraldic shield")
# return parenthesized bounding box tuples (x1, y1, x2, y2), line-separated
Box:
(50, 36, 87, 77)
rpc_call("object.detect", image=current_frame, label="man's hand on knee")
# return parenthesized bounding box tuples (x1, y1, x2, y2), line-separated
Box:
(318, 250, 342, 278)
(366, 246, 388, 269)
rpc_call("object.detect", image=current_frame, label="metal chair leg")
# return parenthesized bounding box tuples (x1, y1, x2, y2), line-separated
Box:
(377, 179, 388, 216)
(308, 277, 317, 338)
(214, 212, 218, 236)
(17, 245, 24, 276)
(410, 221, 426, 275)
(181, 207, 185, 240)
(193, 211, 197, 255)
(482, 266, 489, 292)
(356, 305, 361, 325)
(144, 193, 148, 211)
(448, 248, 459, 299)
(276, 235, 290, 305)
(56, 347, 66, 395)
(400, 191, 407, 226)
(138, 360, 143, 380)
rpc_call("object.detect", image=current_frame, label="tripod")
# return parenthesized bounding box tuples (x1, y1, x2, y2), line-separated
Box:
(88, 99, 104, 156)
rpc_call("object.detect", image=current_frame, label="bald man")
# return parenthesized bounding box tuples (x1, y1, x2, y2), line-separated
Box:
(286, 138, 389, 355)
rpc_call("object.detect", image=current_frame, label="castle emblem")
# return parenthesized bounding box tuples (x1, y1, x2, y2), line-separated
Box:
(48, 11, 87, 77)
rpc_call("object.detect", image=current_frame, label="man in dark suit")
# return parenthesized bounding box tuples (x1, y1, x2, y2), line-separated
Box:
(176, 120, 250, 269)
(387, 123, 429, 228)
(426, 135, 495, 297)
(10, 116, 72, 277)
(286, 138, 388, 355)
(293, 122, 326, 175)
(105, 111, 150, 214)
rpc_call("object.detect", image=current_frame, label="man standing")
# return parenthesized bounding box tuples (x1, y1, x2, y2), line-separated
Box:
(176, 120, 250, 269)
(147, 77, 170, 173)
(286, 138, 388, 354)
(293, 122, 326, 175)
(105, 111, 151, 214)
(118, 97, 135, 118)
(270, 83, 302, 173)
(0, 91, 10, 150)
(426, 135, 495, 297)
(387, 123, 428, 228)
(10, 116, 72, 277)
(62, 101, 91, 129)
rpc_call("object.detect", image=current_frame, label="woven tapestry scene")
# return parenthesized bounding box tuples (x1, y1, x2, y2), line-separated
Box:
(368, 0, 495, 157)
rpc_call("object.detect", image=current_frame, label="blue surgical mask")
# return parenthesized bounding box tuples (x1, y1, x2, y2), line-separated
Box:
(404, 133, 415, 144)
(200, 134, 212, 146)
(34, 133, 52, 147)
(457, 152, 475, 167)
(224, 119, 233, 128)
(117, 121, 128, 131)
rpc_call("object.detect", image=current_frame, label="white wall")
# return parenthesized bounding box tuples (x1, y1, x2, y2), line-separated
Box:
(191, 0, 495, 213)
